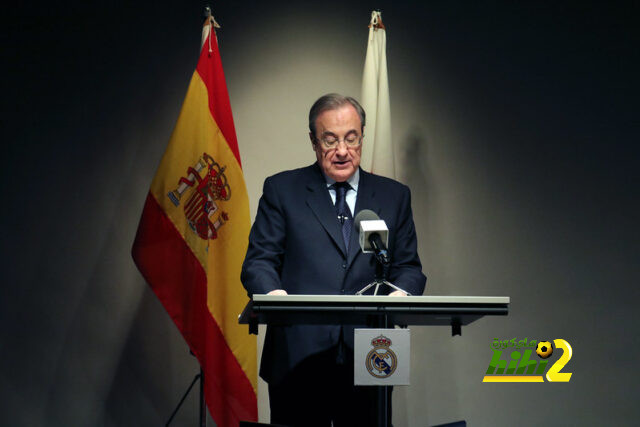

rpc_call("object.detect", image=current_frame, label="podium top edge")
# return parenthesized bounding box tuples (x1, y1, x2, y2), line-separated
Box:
(252, 295, 510, 304)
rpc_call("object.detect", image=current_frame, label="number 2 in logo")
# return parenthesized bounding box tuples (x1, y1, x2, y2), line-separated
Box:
(546, 339, 573, 382)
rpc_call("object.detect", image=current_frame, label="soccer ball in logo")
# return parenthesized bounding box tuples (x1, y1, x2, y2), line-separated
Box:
(536, 341, 553, 359)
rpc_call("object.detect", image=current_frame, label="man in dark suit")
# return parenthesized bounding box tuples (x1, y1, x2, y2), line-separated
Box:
(241, 93, 426, 426)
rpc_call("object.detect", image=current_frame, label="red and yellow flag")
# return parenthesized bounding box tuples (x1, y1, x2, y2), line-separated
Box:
(131, 15, 257, 425)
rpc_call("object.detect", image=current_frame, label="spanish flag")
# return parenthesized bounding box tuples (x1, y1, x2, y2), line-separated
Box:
(131, 14, 257, 426)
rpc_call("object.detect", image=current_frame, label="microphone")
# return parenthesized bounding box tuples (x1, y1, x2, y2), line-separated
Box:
(354, 209, 390, 265)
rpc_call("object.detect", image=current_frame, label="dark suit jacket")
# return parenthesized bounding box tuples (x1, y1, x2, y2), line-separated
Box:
(241, 163, 426, 384)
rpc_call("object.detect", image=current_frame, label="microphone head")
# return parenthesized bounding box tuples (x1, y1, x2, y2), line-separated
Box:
(354, 209, 379, 231)
(354, 209, 388, 253)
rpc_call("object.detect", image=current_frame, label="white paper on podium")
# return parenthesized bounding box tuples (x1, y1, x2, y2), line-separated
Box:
(354, 328, 410, 385)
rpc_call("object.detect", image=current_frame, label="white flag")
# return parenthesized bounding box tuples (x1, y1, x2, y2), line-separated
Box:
(361, 10, 395, 179)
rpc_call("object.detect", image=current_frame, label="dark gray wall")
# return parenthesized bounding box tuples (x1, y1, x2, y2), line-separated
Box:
(2, 1, 638, 425)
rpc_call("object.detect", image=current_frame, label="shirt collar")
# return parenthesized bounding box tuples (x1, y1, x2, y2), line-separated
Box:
(322, 168, 360, 192)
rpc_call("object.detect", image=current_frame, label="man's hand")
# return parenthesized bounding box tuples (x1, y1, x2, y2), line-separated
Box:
(388, 290, 407, 297)
(267, 289, 288, 296)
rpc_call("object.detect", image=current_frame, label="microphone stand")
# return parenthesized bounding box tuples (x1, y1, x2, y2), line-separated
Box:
(355, 251, 410, 296)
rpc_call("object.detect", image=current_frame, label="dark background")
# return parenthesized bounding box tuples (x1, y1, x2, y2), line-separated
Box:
(2, 1, 638, 425)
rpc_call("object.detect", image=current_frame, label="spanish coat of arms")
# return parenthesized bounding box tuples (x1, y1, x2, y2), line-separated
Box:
(167, 152, 231, 240)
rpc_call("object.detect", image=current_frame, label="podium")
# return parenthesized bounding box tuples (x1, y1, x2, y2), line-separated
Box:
(239, 294, 509, 426)
(240, 294, 509, 335)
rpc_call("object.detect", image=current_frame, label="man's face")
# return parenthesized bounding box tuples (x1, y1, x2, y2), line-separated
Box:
(310, 104, 363, 183)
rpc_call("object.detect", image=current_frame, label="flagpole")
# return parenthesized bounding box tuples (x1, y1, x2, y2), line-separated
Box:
(196, 13, 212, 427)
(199, 367, 206, 427)
(165, 365, 204, 426)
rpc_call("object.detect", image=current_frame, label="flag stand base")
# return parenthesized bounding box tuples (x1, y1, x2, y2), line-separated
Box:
(165, 366, 206, 427)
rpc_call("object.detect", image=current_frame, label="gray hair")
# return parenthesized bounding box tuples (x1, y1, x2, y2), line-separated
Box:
(308, 93, 366, 137)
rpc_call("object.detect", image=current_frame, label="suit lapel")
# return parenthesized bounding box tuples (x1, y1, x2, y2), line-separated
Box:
(347, 169, 378, 268)
(305, 164, 347, 257)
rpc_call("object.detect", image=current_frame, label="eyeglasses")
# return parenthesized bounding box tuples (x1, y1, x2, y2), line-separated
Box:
(315, 132, 362, 149)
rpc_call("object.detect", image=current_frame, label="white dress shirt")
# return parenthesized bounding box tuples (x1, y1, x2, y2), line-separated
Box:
(323, 168, 359, 216)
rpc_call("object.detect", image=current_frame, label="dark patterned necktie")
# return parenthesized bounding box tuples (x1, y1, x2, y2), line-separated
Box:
(333, 182, 353, 252)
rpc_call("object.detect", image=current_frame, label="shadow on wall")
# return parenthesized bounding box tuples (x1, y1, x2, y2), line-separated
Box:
(399, 126, 440, 289)
(400, 127, 430, 187)
(104, 286, 204, 426)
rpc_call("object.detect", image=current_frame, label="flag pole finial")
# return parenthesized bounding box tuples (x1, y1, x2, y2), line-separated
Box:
(203, 5, 221, 29)
(201, 5, 220, 53)
(369, 10, 385, 30)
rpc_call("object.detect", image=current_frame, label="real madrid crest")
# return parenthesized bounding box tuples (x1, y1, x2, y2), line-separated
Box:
(167, 152, 231, 241)
(366, 335, 397, 378)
